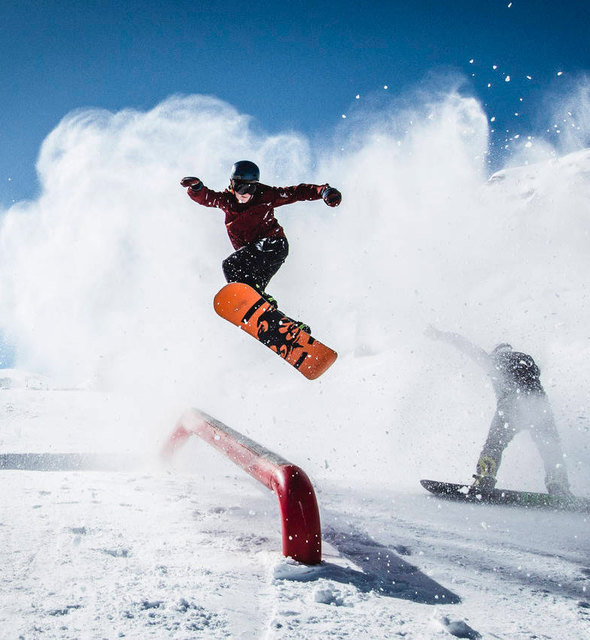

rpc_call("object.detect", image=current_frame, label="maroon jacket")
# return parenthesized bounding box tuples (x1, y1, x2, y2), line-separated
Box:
(187, 182, 325, 250)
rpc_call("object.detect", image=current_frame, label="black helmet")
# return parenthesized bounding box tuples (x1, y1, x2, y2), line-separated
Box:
(230, 160, 260, 182)
(491, 343, 513, 355)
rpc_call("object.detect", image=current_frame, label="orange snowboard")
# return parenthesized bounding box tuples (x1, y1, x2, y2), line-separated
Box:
(214, 283, 337, 380)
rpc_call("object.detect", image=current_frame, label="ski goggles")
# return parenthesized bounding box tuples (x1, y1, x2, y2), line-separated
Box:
(231, 179, 257, 195)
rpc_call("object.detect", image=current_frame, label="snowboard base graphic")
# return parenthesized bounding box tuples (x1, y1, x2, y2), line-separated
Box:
(214, 283, 337, 380)
(421, 479, 590, 513)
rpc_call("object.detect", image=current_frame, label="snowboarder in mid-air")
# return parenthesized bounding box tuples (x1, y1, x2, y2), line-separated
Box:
(426, 326, 573, 499)
(181, 161, 341, 332)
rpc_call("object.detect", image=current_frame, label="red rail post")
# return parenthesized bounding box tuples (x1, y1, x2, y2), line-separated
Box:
(162, 408, 322, 565)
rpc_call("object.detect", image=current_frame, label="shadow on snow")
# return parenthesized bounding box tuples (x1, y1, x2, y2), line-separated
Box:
(276, 525, 461, 605)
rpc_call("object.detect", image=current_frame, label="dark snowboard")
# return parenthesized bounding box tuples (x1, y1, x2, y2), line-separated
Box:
(421, 479, 590, 513)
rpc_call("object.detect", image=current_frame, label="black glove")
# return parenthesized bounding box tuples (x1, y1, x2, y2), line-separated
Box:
(180, 176, 203, 191)
(321, 186, 341, 207)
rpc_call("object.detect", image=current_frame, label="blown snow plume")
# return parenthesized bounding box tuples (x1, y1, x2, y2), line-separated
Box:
(0, 95, 313, 395)
(0, 86, 589, 493)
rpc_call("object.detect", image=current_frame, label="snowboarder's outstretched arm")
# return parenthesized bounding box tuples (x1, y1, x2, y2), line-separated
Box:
(270, 184, 342, 208)
(180, 176, 202, 189)
(180, 176, 225, 208)
(426, 326, 490, 369)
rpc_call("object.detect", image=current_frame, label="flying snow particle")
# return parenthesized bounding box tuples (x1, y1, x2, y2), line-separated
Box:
(469, 59, 474, 64)
(355, 94, 360, 99)
(341, 114, 347, 119)
(505, 75, 511, 82)
(384, 85, 389, 90)
(508, 2, 512, 7)
(493, 65, 498, 70)
(487, 83, 492, 88)
(526, 75, 532, 80)
(490, 116, 496, 122)
(557, 71, 563, 76)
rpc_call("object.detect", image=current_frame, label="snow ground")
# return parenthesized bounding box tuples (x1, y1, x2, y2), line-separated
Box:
(2, 382, 589, 640)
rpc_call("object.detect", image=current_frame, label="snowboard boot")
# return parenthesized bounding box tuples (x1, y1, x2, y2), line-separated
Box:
(468, 473, 496, 498)
(546, 468, 574, 501)
(263, 292, 279, 309)
(253, 286, 310, 333)
(280, 316, 311, 334)
(468, 455, 497, 498)
(293, 320, 312, 334)
(254, 286, 279, 309)
(546, 482, 575, 501)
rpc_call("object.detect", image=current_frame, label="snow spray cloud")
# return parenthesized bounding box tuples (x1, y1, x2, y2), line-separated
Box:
(539, 72, 590, 156)
(1, 82, 589, 490)
(0, 95, 312, 391)
(307, 80, 590, 491)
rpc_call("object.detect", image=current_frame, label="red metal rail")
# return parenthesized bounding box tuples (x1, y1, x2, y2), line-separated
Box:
(162, 408, 322, 565)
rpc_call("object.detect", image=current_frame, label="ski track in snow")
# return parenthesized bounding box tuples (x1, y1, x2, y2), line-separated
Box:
(2, 385, 590, 639)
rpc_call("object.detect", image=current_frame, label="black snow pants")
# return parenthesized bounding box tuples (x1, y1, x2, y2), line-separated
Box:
(222, 237, 289, 293)
(476, 392, 569, 491)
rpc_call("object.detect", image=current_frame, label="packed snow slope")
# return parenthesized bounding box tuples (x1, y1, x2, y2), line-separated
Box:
(1, 378, 589, 639)
(1, 85, 590, 637)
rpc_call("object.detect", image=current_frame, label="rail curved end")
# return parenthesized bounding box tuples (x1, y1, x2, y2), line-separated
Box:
(272, 464, 322, 565)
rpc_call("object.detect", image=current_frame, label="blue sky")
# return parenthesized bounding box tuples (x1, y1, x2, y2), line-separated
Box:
(1, 0, 590, 207)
